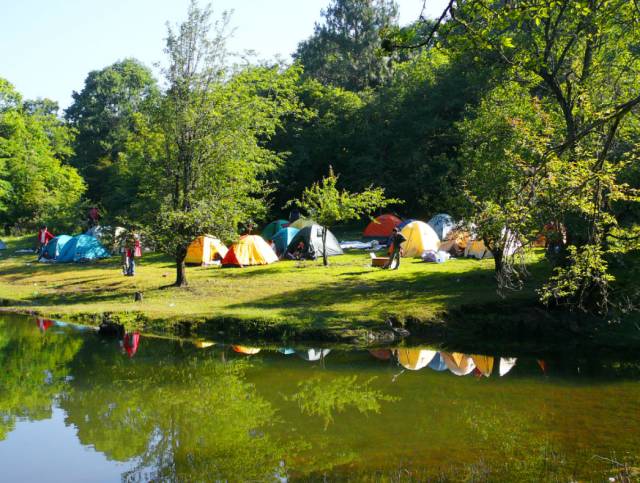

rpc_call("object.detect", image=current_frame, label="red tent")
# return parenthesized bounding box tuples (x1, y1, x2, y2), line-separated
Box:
(363, 214, 402, 238)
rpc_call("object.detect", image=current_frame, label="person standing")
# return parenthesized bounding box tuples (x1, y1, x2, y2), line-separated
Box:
(385, 227, 406, 270)
(36, 225, 54, 258)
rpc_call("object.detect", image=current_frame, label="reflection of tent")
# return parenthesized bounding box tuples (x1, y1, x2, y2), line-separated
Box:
(285, 225, 343, 259)
(369, 349, 393, 361)
(472, 355, 494, 377)
(363, 214, 402, 238)
(221, 235, 278, 267)
(193, 340, 215, 349)
(278, 348, 296, 355)
(428, 352, 448, 371)
(272, 227, 299, 256)
(400, 221, 440, 257)
(428, 214, 455, 241)
(296, 348, 331, 361)
(42, 235, 72, 260)
(289, 218, 316, 230)
(232, 345, 261, 355)
(441, 352, 476, 376)
(395, 348, 437, 371)
(57, 234, 110, 263)
(499, 357, 517, 376)
(185, 235, 228, 265)
(123, 332, 140, 358)
(0, 240, 6, 250)
(262, 220, 289, 241)
(35, 317, 54, 332)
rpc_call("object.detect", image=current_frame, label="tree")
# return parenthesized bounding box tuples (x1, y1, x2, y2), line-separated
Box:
(142, 1, 301, 286)
(65, 58, 159, 216)
(0, 79, 86, 231)
(287, 167, 400, 265)
(294, 0, 400, 91)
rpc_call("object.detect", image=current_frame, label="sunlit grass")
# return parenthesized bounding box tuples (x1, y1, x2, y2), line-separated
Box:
(0, 235, 548, 330)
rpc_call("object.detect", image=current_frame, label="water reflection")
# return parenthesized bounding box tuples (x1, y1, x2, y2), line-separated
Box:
(0, 314, 639, 482)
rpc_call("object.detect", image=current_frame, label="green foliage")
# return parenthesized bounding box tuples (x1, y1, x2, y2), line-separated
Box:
(287, 375, 398, 429)
(0, 79, 86, 231)
(295, 0, 400, 91)
(65, 58, 159, 217)
(139, 1, 302, 285)
(288, 166, 400, 264)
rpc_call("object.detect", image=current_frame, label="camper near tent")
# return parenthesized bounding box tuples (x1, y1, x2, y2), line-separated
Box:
(285, 225, 343, 260)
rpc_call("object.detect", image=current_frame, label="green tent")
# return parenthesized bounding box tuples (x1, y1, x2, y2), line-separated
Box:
(262, 219, 289, 241)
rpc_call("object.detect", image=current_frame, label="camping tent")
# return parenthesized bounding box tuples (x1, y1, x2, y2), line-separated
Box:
(232, 345, 261, 355)
(399, 221, 440, 257)
(289, 218, 316, 230)
(262, 219, 289, 241)
(363, 214, 402, 239)
(42, 235, 72, 260)
(297, 348, 331, 361)
(285, 225, 343, 259)
(464, 240, 493, 259)
(441, 352, 476, 376)
(0, 240, 6, 250)
(221, 235, 278, 267)
(185, 235, 228, 265)
(428, 353, 448, 371)
(428, 214, 455, 241)
(439, 229, 471, 257)
(499, 357, 517, 376)
(395, 348, 437, 371)
(56, 234, 110, 263)
(472, 355, 494, 377)
(272, 227, 299, 256)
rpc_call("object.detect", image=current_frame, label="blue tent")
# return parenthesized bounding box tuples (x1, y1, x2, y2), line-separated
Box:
(272, 227, 299, 256)
(56, 234, 110, 263)
(428, 352, 448, 371)
(42, 235, 72, 260)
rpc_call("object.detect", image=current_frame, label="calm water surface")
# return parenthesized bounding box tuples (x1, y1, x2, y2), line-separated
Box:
(0, 313, 639, 482)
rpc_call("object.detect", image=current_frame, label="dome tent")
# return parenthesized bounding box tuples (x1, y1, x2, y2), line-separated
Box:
(262, 219, 289, 241)
(0, 240, 6, 250)
(399, 221, 440, 257)
(363, 214, 402, 239)
(185, 235, 228, 265)
(285, 224, 343, 260)
(42, 235, 72, 260)
(56, 234, 110, 263)
(272, 227, 299, 256)
(222, 235, 278, 267)
(395, 348, 437, 371)
(428, 214, 456, 241)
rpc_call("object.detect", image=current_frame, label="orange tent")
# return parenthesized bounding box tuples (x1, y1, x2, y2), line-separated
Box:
(363, 214, 402, 238)
(232, 345, 261, 355)
(221, 235, 278, 267)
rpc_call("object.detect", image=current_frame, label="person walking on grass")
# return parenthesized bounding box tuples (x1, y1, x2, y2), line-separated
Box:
(385, 227, 406, 270)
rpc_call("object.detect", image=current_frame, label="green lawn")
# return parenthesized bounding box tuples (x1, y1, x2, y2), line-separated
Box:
(0, 235, 547, 334)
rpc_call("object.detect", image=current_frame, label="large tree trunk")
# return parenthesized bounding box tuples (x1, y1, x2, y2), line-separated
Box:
(322, 226, 328, 267)
(175, 246, 188, 287)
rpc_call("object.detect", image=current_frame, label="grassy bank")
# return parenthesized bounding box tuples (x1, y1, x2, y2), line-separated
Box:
(0, 235, 552, 338)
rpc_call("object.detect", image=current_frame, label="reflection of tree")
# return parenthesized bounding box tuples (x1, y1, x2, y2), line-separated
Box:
(0, 317, 83, 440)
(61, 348, 299, 482)
(287, 375, 398, 429)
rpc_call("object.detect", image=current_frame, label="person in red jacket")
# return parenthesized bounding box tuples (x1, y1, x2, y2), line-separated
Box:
(36, 225, 54, 258)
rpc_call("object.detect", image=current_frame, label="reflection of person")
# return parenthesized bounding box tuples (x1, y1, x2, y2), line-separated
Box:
(385, 227, 406, 270)
(36, 225, 54, 258)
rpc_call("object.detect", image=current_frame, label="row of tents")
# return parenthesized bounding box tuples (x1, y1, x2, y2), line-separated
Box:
(185, 221, 344, 267)
(363, 213, 498, 260)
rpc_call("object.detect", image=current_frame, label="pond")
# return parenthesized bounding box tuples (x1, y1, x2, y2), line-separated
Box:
(0, 313, 638, 482)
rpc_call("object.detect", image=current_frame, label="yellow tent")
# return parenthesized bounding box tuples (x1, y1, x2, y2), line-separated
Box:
(232, 345, 261, 355)
(289, 218, 316, 230)
(395, 348, 437, 370)
(221, 235, 278, 266)
(185, 235, 228, 265)
(441, 352, 476, 376)
(471, 355, 494, 377)
(400, 221, 440, 257)
(464, 240, 493, 259)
